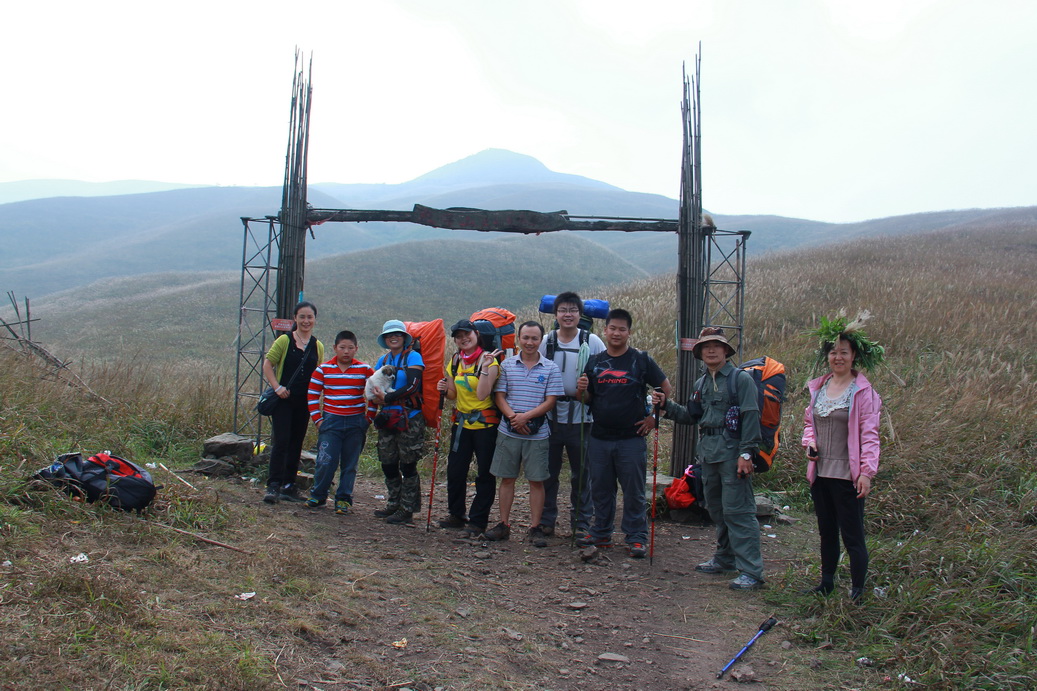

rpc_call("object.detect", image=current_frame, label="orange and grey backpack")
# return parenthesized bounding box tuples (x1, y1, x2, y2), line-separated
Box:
(470, 307, 516, 354)
(695, 356, 786, 473)
(728, 356, 786, 473)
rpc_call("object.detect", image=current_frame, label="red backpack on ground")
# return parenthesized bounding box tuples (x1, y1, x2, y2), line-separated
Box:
(35, 451, 157, 512)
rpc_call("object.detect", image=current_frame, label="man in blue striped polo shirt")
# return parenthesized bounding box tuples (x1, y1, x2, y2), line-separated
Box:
(483, 321, 563, 546)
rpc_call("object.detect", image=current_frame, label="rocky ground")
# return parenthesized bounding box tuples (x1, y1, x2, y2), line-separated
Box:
(230, 472, 812, 691)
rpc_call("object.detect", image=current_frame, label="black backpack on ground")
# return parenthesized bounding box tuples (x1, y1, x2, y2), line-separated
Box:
(35, 452, 158, 512)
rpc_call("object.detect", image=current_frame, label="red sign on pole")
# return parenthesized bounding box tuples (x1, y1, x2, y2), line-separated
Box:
(270, 318, 295, 332)
(679, 338, 698, 351)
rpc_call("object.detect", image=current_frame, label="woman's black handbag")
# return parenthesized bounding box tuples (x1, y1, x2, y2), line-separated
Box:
(256, 336, 315, 417)
(256, 387, 282, 416)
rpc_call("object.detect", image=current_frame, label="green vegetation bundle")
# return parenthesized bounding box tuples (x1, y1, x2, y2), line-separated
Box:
(808, 309, 886, 372)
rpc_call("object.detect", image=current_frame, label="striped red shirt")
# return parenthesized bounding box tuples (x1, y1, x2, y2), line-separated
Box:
(308, 358, 376, 422)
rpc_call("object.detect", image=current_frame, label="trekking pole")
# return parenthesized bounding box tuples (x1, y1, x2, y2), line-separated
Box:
(717, 617, 778, 679)
(649, 390, 661, 567)
(572, 391, 587, 549)
(425, 391, 447, 533)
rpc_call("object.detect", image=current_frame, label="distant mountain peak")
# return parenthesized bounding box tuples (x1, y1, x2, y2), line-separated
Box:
(410, 149, 614, 190)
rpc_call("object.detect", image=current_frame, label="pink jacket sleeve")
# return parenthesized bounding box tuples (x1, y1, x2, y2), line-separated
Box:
(856, 388, 882, 478)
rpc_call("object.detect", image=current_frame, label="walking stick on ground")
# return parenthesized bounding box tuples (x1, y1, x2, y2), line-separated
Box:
(425, 391, 447, 533)
(717, 617, 778, 679)
(649, 391, 661, 567)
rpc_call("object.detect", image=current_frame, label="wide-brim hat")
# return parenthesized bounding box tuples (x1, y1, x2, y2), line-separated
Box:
(449, 319, 476, 337)
(377, 319, 413, 350)
(692, 326, 736, 360)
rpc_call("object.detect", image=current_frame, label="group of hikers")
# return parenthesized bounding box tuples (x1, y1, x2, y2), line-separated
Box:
(261, 294, 884, 599)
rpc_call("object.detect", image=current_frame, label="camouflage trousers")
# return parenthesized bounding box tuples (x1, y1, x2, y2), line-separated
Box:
(378, 414, 427, 513)
(377, 414, 427, 468)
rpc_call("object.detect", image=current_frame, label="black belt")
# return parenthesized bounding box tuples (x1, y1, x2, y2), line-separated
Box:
(557, 395, 583, 403)
(700, 427, 725, 436)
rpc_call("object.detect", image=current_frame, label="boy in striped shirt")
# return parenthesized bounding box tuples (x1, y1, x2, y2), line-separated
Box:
(306, 330, 376, 514)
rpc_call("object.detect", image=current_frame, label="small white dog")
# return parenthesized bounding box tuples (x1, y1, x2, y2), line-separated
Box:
(365, 365, 397, 401)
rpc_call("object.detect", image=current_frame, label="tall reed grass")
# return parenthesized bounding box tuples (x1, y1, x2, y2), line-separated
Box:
(584, 222, 1037, 688)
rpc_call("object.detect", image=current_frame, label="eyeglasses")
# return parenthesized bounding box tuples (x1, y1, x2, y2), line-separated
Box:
(557, 308, 580, 315)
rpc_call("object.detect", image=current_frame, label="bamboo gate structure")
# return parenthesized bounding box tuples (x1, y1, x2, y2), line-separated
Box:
(234, 53, 749, 476)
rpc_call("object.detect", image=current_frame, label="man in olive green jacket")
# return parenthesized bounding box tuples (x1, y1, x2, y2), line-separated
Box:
(654, 327, 764, 590)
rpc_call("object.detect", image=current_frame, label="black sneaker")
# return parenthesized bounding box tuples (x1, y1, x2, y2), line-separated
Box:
(528, 526, 548, 548)
(373, 505, 399, 518)
(483, 522, 511, 541)
(539, 524, 555, 537)
(385, 509, 413, 525)
(629, 543, 647, 559)
(262, 489, 279, 504)
(278, 486, 305, 503)
(438, 515, 466, 530)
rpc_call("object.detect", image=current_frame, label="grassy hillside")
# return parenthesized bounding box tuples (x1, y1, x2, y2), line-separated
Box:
(12, 232, 644, 367)
(579, 219, 1037, 689)
(0, 216, 1034, 687)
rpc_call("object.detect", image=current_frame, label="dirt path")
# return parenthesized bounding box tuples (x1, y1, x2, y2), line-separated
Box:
(229, 475, 802, 690)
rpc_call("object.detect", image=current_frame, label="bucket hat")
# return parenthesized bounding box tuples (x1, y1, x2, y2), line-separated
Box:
(692, 326, 736, 360)
(377, 319, 413, 350)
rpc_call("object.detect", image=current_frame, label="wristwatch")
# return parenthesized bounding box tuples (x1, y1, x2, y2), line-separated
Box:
(739, 453, 752, 462)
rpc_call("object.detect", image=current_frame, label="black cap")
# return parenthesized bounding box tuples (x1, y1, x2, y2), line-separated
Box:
(450, 319, 476, 336)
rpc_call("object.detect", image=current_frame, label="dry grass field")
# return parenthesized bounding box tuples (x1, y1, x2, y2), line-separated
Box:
(1, 217, 1035, 689)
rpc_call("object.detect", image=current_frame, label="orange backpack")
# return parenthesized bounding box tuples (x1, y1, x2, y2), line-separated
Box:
(402, 319, 446, 427)
(470, 307, 516, 354)
(727, 356, 786, 473)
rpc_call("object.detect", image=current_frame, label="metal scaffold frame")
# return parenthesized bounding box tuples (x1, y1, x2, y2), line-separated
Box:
(233, 216, 282, 440)
(233, 48, 750, 470)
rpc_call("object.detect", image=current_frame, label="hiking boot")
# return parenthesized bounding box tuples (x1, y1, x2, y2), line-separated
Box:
(438, 515, 466, 530)
(528, 526, 548, 548)
(575, 533, 610, 548)
(278, 485, 305, 503)
(462, 524, 486, 539)
(385, 509, 413, 525)
(539, 524, 555, 537)
(334, 500, 351, 516)
(305, 498, 326, 508)
(629, 543, 647, 559)
(729, 573, 764, 591)
(483, 522, 511, 541)
(373, 504, 399, 518)
(262, 488, 279, 504)
(695, 558, 735, 574)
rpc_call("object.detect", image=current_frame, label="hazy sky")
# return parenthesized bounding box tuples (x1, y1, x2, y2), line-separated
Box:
(2, 0, 1034, 223)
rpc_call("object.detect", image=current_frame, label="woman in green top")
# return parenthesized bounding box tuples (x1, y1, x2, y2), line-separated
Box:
(261, 301, 325, 504)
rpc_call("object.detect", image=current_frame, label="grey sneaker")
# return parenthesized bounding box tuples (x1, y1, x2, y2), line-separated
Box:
(483, 522, 511, 541)
(695, 558, 735, 574)
(462, 524, 485, 538)
(528, 526, 548, 548)
(729, 573, 764, 591)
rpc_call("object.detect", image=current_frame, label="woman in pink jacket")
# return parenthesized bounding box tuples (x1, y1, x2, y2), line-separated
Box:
(802, 316, 884, 601)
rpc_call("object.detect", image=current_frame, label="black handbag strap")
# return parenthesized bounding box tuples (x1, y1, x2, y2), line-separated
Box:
(282, 335, 315, 389)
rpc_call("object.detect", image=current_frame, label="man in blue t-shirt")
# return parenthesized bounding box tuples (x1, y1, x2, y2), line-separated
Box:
(576, 309, 672, 558)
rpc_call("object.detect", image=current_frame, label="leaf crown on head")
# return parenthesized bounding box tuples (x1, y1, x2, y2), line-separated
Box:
(809, 310, 886, 372)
